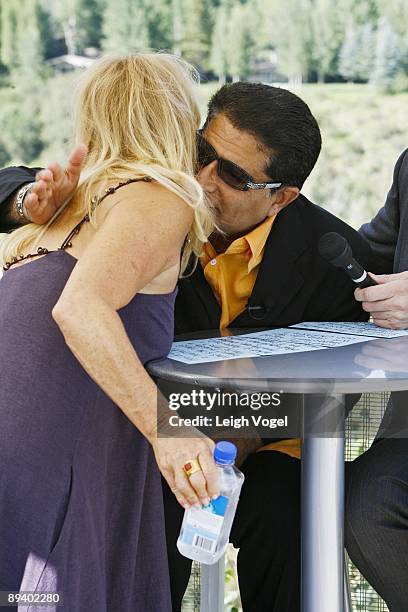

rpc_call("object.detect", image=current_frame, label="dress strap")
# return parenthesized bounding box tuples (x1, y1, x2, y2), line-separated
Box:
(3, 176, 152, 271)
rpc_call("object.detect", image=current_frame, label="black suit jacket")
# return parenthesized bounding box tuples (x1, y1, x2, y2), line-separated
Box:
(176, 194, 372, 333)
(360, 148, 408, 274)
(0, 166, 371, 330)
(0, 165, 42, 232)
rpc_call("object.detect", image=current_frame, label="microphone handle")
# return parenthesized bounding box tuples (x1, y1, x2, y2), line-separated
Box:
(342, 257, 378, 289)
(350, 269, 377, 289)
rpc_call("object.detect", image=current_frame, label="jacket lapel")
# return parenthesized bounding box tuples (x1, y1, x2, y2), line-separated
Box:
(185, 261, 221, 328)
(233, 201, 308, 327)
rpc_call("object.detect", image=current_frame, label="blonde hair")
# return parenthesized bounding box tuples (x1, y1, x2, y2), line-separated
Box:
(0, 53, 213, 273)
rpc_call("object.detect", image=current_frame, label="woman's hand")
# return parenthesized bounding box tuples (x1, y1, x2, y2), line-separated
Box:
(152, 433, 220, 509)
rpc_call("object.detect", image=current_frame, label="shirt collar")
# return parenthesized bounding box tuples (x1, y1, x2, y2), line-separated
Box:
(245, 215, 276, 266)
(201, 214, 276, 271)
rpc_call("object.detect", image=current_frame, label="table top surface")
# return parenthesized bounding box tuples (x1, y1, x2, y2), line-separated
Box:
(148, 329, 408, 393)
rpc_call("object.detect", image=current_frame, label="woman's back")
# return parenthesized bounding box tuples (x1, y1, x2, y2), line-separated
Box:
(5, 178, 184, 293)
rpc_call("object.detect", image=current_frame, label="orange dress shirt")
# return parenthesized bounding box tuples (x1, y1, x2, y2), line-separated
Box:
(200, 216, 301, 459)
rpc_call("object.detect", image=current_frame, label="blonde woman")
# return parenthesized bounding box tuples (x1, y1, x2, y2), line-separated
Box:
(0, 54, 219, 611)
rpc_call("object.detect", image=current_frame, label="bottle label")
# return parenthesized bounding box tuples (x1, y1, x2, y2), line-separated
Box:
(181, 495, 229, 553)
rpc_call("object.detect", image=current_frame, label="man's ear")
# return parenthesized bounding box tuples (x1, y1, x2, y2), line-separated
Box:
(267, 186, 300, 216)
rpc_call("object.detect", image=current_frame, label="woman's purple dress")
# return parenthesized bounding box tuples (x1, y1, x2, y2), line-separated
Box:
(0, 249, 175, 611)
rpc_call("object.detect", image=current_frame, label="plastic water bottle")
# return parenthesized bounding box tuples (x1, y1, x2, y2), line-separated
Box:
(177, 441, 245, 564)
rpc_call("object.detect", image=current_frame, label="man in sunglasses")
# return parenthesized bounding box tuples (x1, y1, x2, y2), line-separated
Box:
(0, 82, 406, 612)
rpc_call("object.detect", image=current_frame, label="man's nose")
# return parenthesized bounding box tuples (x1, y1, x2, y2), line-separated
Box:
(196, 161, 218, 193)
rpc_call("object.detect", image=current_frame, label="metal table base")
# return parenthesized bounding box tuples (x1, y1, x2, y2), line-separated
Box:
(301, 393, 345, 612)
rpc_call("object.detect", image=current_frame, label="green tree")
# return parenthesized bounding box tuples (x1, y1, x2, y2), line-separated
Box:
(51, 0, 82, 54)
(39, 71, 77, 162)
(370, 16, 401, 91)
(75, 0, 104, 50)
(339, 20, 375, 82)
(0, 83, 44, 162)
(311, 0, 342, 82)
(179, 0, 213, 70)
(49, 0, 104, 53)
(17, 0, 44, 76)
(210, 0, 231, 83)
(376, 0, 408, 91)
(226, 4, 255, 81)
(272, 0, 313, 83)
(338, 20, 358, 81)
(246, 0, 279, 56)
(0, 0, 47, 76)
(0, 139, 10, 166)
(355, 23, 375, 81)
(376, 0, 408, 39)
(171, 0, 183, 55)
(0, 0, 18, 68)
(339, 0, 378, 25)
(102, 0, 149, 53)
(145, 0, 173, 51)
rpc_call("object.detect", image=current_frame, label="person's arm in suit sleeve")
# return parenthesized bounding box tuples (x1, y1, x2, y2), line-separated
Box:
(0, 166, 39, 232)
(358, 148, 408, 274)
(356, 149, 408, 329)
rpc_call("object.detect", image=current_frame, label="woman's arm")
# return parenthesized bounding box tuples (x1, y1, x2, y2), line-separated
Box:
(52, 181, 219, 508)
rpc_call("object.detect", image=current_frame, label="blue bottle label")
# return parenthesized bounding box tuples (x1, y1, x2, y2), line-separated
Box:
(204, 495, 228, 516)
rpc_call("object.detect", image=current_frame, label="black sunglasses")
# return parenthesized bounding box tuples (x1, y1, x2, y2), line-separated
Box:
(196, 130, 282, 192)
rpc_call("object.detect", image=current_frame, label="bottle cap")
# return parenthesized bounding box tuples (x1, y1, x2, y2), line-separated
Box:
(214, 441, 237, 465)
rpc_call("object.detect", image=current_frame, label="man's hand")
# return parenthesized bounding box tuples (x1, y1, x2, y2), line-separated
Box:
(355, 271, 408, 329)
(24, 143, 87, 225)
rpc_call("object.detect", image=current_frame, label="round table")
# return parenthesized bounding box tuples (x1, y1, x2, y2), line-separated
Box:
(148, 330, 408, 612)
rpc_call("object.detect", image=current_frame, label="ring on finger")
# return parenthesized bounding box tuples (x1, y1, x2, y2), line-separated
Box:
(183, 458, 202, 478)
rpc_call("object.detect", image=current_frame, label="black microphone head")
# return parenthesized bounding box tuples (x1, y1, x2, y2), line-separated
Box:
(318, 232, 352, 267)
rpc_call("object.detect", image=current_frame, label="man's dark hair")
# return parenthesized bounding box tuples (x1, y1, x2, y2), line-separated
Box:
(206, 82, 322, 189)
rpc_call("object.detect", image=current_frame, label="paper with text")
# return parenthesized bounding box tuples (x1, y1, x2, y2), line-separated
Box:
(168, 328, 371, 364)
(290, 321, 408, 338)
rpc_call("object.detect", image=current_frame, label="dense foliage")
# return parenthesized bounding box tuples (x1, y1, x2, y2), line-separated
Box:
(1, 0, 408, 86)
(0, 0, 407, 229)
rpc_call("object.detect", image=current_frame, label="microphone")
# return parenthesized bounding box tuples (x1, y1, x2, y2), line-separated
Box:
(318, 232, 377, 289)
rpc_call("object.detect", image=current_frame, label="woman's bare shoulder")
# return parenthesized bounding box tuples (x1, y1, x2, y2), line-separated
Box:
(100, 178, 195, 221)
